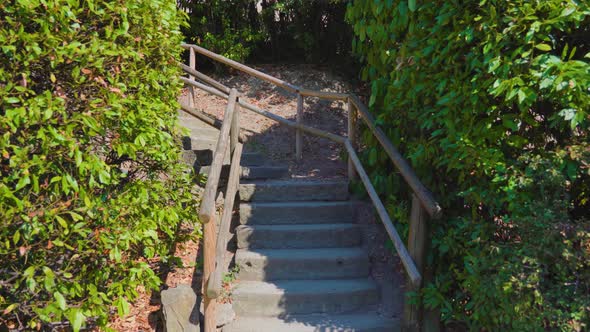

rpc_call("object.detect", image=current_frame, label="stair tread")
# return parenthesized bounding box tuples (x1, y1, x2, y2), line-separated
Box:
(236, 247, 367, 260)
(223, 313, 399, 332)
(234, 279, 377, 295)
(237, 223, 358, 232)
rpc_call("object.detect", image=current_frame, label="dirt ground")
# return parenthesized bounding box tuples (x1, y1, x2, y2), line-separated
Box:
(107, 64, 407, 331)
(188, 63, 368, 180)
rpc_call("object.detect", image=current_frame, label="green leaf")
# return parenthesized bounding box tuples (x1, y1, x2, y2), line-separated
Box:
(535, 44, 551, 51)
(408, 0, 417, 12)
(54, 291, 67, 310)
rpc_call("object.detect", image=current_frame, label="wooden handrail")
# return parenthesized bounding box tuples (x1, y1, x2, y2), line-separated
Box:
(181, 44, 440, 218)
(206, 142, 243, 299)
(180, 63, 231, 94)
(199, 88, 238, 223)
(348, 95, 442, 219)
(344, 140, 422, 285)
(180, 77, 346, 144)
(182, 44, 348, 101)
(182, 44, 299, 93)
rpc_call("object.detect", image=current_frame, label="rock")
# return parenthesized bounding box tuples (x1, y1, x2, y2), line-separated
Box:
(161, 285, 200, 332)
(199, 300, 236, 328)
(216, 302, 236, 327)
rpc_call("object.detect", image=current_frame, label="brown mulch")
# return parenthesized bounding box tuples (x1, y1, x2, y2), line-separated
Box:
(107, 239, 200, 332)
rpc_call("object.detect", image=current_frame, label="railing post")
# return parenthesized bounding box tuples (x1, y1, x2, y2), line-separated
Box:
(403, 194, 439, 331)
(230, 99, 240, 155)
(296, 92, 303, 160)
(203, 213, 217, 332)
(347, 97, 357, 180)
(188, 46, 196, 107)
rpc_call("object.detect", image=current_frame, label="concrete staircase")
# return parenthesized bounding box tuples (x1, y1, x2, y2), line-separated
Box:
(179, 110, 399, 331)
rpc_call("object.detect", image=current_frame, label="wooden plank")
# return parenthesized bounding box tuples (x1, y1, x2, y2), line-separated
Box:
(349, 95, 442, 219)
(296, 93, 303, 160)
(199, 89, 238, 224)
(188, 47, 196, 107)
(180, 63, 231, 94)
(206, 143, 243, 299)
(182, 44, 299, 93)
(179, 103, 248, 143)
(404, 194, 428, 330)
(344, 140, 422, 286)
(181, 76, 228, 100)
(347, 98, 357, 180)
(238, 99, 346, 144)
(230, 102, 240, 155)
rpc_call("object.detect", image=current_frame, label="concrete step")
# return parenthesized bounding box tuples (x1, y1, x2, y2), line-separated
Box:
(231, 279, 379, 316)
(181, 148, 229, 168)
(239, 201, 355, 225)
(236, 247, 369, 281)
(241, 152, 265, 166)
(239, 180, 349, 202)
(222, 313, 400, 332)
(181, 137, 217, 151)
(199, 165, 288, 180)
(236, 224, 361, 249)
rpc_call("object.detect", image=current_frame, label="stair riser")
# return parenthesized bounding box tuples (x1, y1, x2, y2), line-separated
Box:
(236, 225, 361, 249)
(182, 137, 217, 151)
(239, 202, 354, 225)
(199, 166, 288, 180)
(239, 182, 349, 202)
(232, 287, 379, 316)
(236, 254, 369, 281)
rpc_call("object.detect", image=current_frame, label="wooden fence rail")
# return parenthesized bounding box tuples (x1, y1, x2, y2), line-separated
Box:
(181, 44, 443, 331)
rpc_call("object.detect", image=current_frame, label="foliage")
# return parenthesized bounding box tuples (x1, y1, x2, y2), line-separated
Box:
(179, 0, 352, 65)
(0, 0, 198, 330)
(347, 0, 590, 330)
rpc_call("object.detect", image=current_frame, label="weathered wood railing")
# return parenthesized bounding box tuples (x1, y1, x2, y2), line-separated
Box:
(181, 43, 442, 331)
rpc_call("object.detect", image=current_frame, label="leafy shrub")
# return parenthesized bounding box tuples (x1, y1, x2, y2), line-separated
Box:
(347, 1, 589, 330)
(0, 0, 198, 330)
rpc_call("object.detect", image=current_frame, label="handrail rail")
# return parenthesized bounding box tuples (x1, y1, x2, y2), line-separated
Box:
(182, 43, 441, 218)
(344, 140, 421, 285)
(198, 89, 238, 223)
(181, 44, 348, 101)
(348, 96, 442, 219)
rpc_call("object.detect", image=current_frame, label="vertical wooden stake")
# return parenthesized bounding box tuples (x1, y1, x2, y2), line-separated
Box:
(295, 92, 303, 160)
(188, 47, 196, 108)
(203, 213, 217, 332)
(404, 194, 428, 331)
(230, 97, 240, 155)
(347, 98, 357, 180)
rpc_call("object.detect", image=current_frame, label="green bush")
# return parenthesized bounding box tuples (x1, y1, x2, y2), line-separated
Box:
(347, 1, 589, 330)
(0, 0, 198, 330)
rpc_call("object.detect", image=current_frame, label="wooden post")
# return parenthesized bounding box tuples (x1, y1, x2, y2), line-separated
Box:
(347, 98, 357, 180)
(188, 47, 196, 107)
(230, 99, 240, 155)
(403, 194, 429, 331)
(295, 92, 303, 160)
(202, 213, 217, 332)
